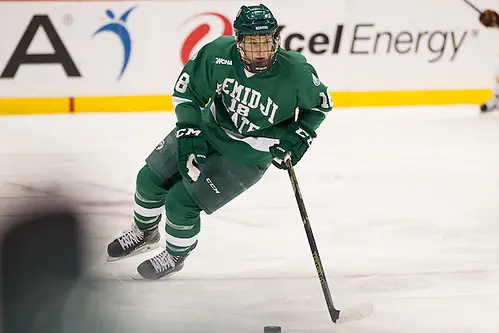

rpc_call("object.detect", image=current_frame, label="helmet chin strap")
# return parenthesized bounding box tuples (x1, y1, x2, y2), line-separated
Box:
(245, 59, 273, 73)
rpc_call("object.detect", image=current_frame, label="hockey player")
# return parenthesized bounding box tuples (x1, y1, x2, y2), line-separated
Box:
(106, 4, 333, 280)
(479, 9, 499, 112)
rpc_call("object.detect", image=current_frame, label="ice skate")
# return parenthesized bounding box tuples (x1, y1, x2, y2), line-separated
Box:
(106, 224, 160, 262)
(136, 241, 197, 280)
(480, 95, 498, 113)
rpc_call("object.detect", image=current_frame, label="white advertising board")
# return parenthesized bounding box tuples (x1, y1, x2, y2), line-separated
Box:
(0, 0, 497, 98)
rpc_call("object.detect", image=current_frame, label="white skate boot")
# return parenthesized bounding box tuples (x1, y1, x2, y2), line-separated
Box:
(106, 224, 160, 262)
(137, 241, 197, 280)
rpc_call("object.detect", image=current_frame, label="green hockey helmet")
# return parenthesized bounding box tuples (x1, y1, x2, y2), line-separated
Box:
(233, 4, 280, 73)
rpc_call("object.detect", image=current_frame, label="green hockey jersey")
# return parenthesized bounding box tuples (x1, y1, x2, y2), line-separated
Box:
(172, 36, 333, 165)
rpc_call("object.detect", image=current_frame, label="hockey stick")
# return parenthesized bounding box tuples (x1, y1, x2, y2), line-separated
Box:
(284, 158, 373, 323)
(461, 0, 482, 14)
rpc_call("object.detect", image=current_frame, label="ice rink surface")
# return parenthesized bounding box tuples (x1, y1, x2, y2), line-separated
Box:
(1, 105, 499, 332)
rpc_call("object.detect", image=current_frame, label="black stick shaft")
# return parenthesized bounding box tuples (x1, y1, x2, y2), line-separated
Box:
(462, 0, 482, 14)
(285, 159, 340, 322)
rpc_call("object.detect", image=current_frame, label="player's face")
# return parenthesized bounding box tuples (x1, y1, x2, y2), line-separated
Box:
(241, 34, 274, 62)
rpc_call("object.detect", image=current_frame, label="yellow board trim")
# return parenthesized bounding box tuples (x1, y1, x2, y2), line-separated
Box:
(0, 97, 69, 115)
(331, 89, 492, 107)
(0, 89, 492, 115)
(75, 95, 173, 113)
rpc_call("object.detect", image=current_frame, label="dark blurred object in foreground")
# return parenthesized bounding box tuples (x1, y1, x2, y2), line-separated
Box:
(1, 201, 83, 333)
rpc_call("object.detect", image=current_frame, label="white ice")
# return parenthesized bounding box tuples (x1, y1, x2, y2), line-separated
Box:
(1, 105, 499, 333)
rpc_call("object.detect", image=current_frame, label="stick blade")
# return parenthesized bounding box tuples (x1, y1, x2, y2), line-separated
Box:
(336, 302, 374, 323)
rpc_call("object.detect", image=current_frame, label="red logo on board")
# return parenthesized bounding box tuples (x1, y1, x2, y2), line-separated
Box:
(179, 12, 233, 65)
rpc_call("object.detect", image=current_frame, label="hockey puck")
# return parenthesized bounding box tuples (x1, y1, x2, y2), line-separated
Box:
(264, 326, 281, 333)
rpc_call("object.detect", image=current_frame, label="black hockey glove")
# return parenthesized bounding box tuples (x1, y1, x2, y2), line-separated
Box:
(270, 122, 316, 169)
(176, 124, 207, 182)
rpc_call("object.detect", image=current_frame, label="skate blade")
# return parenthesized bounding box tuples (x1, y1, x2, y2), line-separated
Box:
(105, 243, 160, 263)
(131, 270, 180, 281)
(336, 302, 374, 323)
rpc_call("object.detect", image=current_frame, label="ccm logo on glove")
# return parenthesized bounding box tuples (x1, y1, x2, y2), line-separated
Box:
(176, 128, 201, 138)
(270, 123, 317, 169)
(295, 127, 314, 147)
(176, 125, 207, 182)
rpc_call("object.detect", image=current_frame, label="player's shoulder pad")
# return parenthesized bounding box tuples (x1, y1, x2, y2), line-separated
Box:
(277, 48, 307, 66)
(211, 35, 236, 46)
(279, 49, 325, 88)
(189, 36, 236, 64)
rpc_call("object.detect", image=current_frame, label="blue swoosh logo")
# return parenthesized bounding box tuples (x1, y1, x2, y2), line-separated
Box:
(94, 7, 135, 80)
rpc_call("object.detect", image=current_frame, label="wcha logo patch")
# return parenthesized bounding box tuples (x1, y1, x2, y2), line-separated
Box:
(93, 7, 135, 80)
